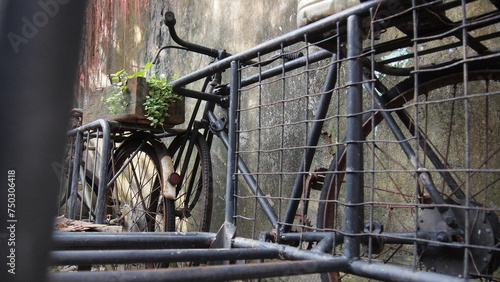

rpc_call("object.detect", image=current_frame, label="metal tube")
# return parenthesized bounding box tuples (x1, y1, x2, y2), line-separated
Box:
(67, 118, 114, 136)
(225, 60, 240, 224)
(49, 259, 349, 282)
(240, 49, 332, 87)
(312, 232, 338, 254)
(344, 14, 364, 260)
(282, 54, 338, 233)
(94, 119, 112, 223)
(349, 260, 465, 282)
(49, 248, 280, 266)
(233, 237, 335, 261)
(164, 11, 221, 59)
(68, 131, 82, 219)
(51, 232, 216, 250)
(279, 231, 343, 245)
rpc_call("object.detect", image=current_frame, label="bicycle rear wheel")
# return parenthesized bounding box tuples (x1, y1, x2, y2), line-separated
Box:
(169, 131, 213, 232)
(318, 59, 500, 279)
(108, 136, 175, 232)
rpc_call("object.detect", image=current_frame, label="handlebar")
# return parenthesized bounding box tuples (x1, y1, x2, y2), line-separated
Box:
(159, 11, 303, 65)
(164, 11, 227, 59)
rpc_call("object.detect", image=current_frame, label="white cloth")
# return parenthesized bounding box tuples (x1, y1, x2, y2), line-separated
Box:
(297, 0, 360, 27)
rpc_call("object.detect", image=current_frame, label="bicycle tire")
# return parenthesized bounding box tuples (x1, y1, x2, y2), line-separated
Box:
(108, 136, 175, 232)
(318, 58, 500, 280)
(168, 131, 213, 232)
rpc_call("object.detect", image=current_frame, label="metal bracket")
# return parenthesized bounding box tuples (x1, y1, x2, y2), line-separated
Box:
(209, 222, 237, 265)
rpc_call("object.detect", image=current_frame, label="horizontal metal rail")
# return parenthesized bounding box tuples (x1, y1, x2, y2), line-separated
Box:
(240, 49, 333, 87)
(52, 232, 216, 250)
(48, 259, 349, 282)
(49, 248, 280, 265)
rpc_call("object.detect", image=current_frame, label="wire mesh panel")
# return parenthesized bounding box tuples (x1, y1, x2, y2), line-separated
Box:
(234, 46, 339, 236)
(230, 0, 500, 279)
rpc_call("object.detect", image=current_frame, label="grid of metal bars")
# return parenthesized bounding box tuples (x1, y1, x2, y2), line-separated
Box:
(228, 0, 500, 279)
(52, 0, 500, 281)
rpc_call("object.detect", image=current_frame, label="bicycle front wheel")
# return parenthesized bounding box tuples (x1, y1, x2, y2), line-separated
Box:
(318, 59, 500, 279)
(108, 136, 175, 232)
(169, 131, 213, 232)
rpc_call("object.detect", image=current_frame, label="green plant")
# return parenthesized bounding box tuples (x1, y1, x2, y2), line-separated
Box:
(144, 74, 181, 128)
(103, 62, 181, 128)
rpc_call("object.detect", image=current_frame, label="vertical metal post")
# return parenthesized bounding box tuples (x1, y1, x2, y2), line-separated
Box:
(344, 14, 364, 260)
(206, 112, 279, 228)
(210, 62, 238, 262)
(226, 60, 240, 225)
(68, 131, 83, 219)
(95, 120, 112, 224)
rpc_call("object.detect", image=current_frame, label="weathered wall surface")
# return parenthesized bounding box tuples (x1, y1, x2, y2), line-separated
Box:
(78, 1, 298, 96)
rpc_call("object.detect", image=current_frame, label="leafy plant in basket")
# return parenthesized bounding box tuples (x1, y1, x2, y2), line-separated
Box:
(103, 62, 182, 128)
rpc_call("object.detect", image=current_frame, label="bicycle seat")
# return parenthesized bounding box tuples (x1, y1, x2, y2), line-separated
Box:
(297, 0, 360, 28)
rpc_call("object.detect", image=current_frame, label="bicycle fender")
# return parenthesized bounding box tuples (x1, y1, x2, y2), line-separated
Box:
(159, 153, 177, 200)
(149, 137, 177, 200)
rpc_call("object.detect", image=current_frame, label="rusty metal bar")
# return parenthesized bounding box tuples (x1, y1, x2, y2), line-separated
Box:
(92, 120, 111, 224)
(232, 237, 335, 261)
(226, 60, 240, 225)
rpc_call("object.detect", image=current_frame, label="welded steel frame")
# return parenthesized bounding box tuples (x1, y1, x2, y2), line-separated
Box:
(49, 232, 466, 282)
